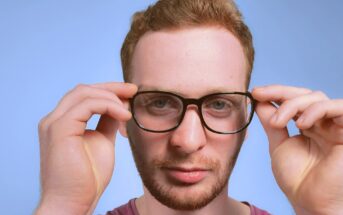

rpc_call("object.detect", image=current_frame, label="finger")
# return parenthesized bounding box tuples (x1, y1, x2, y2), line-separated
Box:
(57, 84, 123, 111)
(252, 85, 312, 103)
(96, 115, 119, 142)
(90, 82, 138, 98)
(270, 91, 329, 128)
(255, 102, 290, 155)
(59, 98, 132, 137)
(46, 84, 125, 126)
(65, 98, 132, 122)
(296, 99, 343, 129)
(95, 99, 132, 141)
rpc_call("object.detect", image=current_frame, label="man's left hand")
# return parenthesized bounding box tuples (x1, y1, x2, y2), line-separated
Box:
(252, 85, 343, 215)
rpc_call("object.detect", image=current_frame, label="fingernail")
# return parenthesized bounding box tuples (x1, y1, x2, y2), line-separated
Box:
(127, 83, 138, 91)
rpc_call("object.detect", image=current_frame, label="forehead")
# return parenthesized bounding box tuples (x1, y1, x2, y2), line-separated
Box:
(130, 26, 247, 97)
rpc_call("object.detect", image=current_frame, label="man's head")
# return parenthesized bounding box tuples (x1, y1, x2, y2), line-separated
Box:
(121, 0, 254, 88)
(120, 0, 254, 211)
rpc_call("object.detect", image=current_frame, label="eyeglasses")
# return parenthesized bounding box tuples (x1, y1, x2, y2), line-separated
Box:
(129, 91, 255, 134)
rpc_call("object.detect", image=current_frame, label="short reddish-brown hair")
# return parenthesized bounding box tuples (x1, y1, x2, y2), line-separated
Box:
(121, 0, 254, 88)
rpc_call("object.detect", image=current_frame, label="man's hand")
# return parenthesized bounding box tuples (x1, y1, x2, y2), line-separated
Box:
(252, 85, 343, 215)
(35, 82, 137, 215)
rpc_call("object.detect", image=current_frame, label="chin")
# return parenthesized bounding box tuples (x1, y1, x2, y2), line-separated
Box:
(142, 171, 229, 211)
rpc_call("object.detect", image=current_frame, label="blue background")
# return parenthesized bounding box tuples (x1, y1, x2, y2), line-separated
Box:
(1, 1, 342, 214)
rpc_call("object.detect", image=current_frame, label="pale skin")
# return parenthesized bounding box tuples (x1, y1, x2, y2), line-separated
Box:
(35, 27, 343, 215)
(125, 27, 250, 215)
(253, 86, 343, 215)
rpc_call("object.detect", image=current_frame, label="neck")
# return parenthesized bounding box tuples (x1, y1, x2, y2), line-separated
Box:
(135, 185, 250, 215)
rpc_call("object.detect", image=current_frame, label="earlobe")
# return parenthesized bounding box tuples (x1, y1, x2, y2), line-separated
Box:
(119, 121, 128, 138)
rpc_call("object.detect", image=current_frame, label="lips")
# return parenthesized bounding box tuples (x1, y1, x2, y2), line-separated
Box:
(163, 166, 209, 184)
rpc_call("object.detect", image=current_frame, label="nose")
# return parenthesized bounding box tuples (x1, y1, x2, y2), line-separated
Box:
(169, 106, 207, 154)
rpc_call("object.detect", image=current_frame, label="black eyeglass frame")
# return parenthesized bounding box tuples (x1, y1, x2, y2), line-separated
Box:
(129, 91, 256, 134)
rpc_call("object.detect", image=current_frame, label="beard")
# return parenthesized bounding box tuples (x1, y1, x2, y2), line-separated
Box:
(128, 134, 243, 211)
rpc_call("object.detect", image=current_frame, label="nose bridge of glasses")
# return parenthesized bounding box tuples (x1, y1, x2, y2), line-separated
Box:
(183, 98, 202, 108)
(181, 98, 204, 115)
(179, 98, 205, 126)
(177, 98, 205, 132)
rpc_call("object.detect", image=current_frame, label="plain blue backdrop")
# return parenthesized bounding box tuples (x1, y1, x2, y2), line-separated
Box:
(1, 1, 342, 214)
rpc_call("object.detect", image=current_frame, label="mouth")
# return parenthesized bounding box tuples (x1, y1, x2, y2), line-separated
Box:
(162, 166, 210, 185)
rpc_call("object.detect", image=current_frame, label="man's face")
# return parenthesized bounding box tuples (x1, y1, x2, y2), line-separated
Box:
(126, 26, 247, 210)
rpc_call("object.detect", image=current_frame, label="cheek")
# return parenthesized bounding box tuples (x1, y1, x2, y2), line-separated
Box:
(127, 119, 246, 166)
(206, 131, 245, 164)
(127, 120, 170, 160)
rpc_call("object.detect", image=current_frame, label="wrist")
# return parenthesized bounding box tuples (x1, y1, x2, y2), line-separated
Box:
(35, 196, 92, 215)
(293, 204, 343, 215)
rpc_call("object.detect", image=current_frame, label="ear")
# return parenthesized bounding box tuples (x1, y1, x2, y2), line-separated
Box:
(243, 94, 253, 141)
(119, 121, 128, 138)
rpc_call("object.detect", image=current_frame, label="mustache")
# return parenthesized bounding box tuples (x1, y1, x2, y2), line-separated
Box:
(152, 155, 220, 170)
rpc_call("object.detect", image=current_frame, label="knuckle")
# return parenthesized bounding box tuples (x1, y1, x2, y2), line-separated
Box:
(309, 100, 325, 111)
(82, 97, 94, 105)
(38, 114, 51, 132)
(38, 117, 48, 131)
(299, 87, 312, 94)
(71, 84, 94, 98)
(46, 118, 62, 138)
(82, 97, 108, 109)
(313, 91, 327, 99)
(74, 83, 89, 92)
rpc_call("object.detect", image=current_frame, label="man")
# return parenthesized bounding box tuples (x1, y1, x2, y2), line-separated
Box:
(35, 0, 343, 214)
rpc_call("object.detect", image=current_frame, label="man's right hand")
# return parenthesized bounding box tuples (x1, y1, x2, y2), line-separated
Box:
(35, 82, 137, 215)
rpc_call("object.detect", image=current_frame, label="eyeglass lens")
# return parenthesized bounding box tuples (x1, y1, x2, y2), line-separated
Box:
(132, 92, 252, 134)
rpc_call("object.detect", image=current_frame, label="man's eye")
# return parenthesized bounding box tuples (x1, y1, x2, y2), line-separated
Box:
(207, 100, 231, 111)
(145, 97, 180, 116)
(151, 99, 168, 108)
(145, 96, 178, 109)
(210, 101, 227, 110)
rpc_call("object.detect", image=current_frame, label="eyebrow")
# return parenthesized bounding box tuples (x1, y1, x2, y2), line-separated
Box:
(137, 85, 246, 97)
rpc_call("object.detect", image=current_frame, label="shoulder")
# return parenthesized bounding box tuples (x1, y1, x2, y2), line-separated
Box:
(242, 201, 272, 215)
(250, 205, 272, 215)
(106, 199, 139, 215)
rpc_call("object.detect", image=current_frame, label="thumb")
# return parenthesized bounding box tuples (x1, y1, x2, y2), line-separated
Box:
(96, 114, 119, 143)
(255, 102, 290, 155)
